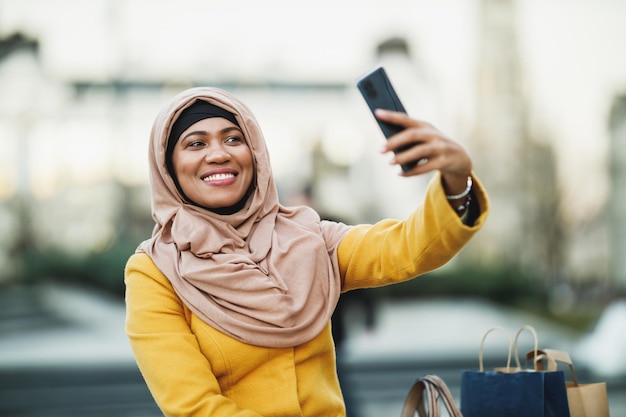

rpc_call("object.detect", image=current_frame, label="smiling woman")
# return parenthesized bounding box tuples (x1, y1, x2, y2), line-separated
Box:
(124, 86, 489, 417)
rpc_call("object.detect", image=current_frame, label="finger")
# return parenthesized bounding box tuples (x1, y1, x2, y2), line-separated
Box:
(390, 135, 459, 175)
(388, 140, 437, 174)
(395, 156, 434, 177)
(382, 126, 437, 155)
(374, 109, 429, 128)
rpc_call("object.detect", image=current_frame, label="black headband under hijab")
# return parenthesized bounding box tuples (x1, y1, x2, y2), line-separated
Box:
(167, 100, 239, 157)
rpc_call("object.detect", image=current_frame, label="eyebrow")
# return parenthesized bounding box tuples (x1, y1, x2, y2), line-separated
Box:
(181, 126, 243, 141)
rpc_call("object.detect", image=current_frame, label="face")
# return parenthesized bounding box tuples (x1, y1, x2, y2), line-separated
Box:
(171, 117, 254, 210)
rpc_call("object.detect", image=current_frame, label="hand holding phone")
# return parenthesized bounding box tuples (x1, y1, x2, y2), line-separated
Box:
(356, 66, 417, 172)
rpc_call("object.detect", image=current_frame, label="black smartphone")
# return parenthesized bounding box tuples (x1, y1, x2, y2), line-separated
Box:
(356, 66, 416, 172)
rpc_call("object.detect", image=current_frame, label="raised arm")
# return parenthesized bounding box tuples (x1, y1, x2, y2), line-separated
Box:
(337, 172, 488, 292)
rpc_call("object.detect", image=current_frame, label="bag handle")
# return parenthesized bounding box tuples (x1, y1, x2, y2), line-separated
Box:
(478, 326, 513, 372)
(512, 324, 539, 370)
(525, 348, 580, 386)
(400, 375, 463, 417)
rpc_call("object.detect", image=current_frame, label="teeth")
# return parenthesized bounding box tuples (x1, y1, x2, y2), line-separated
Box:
(204, 173, 235, 181)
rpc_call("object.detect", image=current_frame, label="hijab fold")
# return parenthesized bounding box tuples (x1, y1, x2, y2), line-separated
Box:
(138, 87, 351, 347)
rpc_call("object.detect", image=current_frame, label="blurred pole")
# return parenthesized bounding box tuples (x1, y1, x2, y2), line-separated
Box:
(13, 112, 35, 254)
(609, 94, 626, 291)
(0, 34, 40, 281)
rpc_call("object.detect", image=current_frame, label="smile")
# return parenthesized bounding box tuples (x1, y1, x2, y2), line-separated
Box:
(203, 173, 236, 182)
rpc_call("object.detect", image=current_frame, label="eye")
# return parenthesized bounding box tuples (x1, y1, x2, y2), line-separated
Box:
(187, 140, 206, 148)
(225, 135, 244, 145)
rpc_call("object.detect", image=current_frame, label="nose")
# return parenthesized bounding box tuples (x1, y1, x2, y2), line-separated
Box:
(203, 142, 230, 164)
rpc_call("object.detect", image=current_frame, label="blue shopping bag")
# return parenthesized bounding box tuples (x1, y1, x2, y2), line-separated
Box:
(460, 325, 571, 417)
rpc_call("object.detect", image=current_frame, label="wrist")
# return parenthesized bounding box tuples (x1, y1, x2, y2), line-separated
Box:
(445, 175, 472, 201)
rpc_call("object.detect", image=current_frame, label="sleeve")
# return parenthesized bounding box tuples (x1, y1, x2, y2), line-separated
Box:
(124, 253, 264, 417)
(337, 171, 488, 291)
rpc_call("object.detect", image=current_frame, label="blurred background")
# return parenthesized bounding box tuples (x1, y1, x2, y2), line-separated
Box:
(1, 0, 625, 416)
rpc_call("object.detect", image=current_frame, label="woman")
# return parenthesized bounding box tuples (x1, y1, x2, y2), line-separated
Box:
(125, 86, 489, 417)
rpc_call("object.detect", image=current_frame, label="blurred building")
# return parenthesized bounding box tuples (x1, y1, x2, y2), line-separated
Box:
(471, 0, 566, 286)
(0, 0, 625, 295)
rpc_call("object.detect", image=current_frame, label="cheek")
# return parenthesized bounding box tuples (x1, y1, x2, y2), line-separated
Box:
(242, 151, 255, 183)
(171, 150, 183, 174)
(173, 153, 196, 175)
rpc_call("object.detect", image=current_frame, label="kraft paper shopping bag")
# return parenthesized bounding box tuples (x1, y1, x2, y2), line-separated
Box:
(528, 348, 610, 417)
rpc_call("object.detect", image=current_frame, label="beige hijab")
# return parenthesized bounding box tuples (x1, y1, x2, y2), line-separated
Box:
(138, 87, 351, 348)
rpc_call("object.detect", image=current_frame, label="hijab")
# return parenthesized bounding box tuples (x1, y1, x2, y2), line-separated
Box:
(137, 87, 351, 348)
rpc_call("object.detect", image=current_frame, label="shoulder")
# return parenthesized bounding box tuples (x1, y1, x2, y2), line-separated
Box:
(125, 251, 160, 275)
(125, 252, 173, 291)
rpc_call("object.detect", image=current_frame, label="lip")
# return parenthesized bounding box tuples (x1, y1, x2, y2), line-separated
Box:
(200, 168, 238, 185)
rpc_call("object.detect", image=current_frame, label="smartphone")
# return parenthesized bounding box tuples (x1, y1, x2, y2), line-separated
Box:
(356, 66, 416, 172)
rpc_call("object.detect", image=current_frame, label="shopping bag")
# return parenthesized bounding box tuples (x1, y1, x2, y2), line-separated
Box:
(400, 374, 462, 417)
(528, 348, 610, 417)
(460, 325, 571, 417)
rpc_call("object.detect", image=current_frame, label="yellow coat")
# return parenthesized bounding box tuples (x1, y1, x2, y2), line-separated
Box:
(125, 173, 489, 417)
